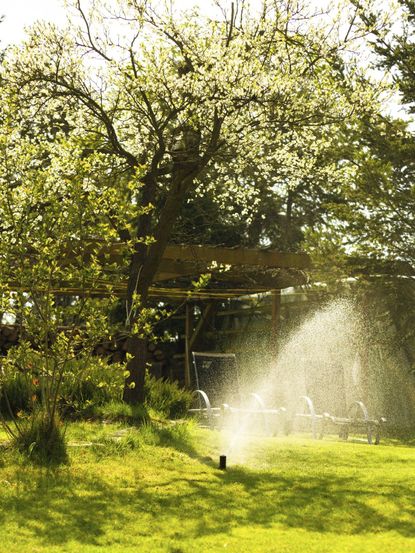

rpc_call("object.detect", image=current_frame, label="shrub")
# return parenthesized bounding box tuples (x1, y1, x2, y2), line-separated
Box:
(58, 358, 125, 417)
(144, 376, 193, 419)
(0, 354, 125, 420)
(1, 356, 192, 425)
(0, 372, 34, 416)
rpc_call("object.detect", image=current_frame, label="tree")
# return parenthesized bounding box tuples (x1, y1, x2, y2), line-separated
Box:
(355, 0, 415, 108)
(0, 93, 134, 460)
(301, 1, 415, 272)
(2, 0, 381, 403)
(304, 113, 415, 265)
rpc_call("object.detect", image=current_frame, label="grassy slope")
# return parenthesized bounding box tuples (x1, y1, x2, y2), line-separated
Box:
(0, 422, 414, 553)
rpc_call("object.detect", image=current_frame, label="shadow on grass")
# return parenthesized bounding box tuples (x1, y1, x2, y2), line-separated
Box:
(220, 467, 415, 535)
(0, 469, 112, 546)
(0, 449, 414, 549)
(156, 424, 201, 458)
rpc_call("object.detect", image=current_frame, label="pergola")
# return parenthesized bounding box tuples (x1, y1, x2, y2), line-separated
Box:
(28, 242, 310, 298)
(89, 243, 310, 384)
(9, 242, 311, 385)
(147, 244, 311, 385)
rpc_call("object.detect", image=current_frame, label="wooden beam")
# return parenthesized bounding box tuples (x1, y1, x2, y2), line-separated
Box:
(162, 245, 311, 269)
(179, 327, 270, 339)
(88, 242, 311, 269)
(153, 272, 190, 282)
(271, 289, 281, 353)
(154, 259, 205, 282)
(184, 303, 194, 388)
(189, 302, 216, 351)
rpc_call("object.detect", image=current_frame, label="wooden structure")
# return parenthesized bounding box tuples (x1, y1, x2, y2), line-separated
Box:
(4, 242, 311, 384)
(28, 242, 310, 299)
(146, 244, 311, 386)
(91, 243, 309, 384)
(10, 240, 310, 293)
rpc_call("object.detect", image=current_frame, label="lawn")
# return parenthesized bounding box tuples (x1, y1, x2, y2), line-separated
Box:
(0, 421, 414, 553)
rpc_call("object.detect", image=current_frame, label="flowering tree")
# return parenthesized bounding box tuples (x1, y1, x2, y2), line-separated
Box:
(2, 0, 381, 402)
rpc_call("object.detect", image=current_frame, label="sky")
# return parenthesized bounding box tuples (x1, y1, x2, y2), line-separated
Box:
(0, 0, 223, 46)
(0, 0, 409, 120)
(1, 0, 67, 46)
(1, 0, 333, 46)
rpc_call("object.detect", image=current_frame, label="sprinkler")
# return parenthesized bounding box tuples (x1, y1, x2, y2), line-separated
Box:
(219, 455, 227, 470)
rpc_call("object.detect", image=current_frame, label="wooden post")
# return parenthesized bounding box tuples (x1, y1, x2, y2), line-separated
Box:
(185, 302, 194, 388)
(189, 302, 216, 351)
(271, 289, 281, 353)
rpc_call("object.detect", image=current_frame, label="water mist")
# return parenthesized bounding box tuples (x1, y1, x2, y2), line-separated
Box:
(218, 297, 415, 464)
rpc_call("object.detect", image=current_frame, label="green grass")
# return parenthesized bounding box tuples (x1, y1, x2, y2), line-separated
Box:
(0, 422, 414, 552)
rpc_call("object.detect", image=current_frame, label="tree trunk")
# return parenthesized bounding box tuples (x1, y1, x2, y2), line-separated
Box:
(122, 173, 196, 404)
(121, 116, 221, 404)
(122, 334, 148, 404)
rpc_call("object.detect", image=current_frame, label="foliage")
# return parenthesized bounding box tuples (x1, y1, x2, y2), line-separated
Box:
(0, 370, 34, 416)
(0, 349, 192, 422)
(144, 375, 193, 419)
(304, 114, 415, 271)
(0, 0, 388, 399)
(301, 2, 415, 349)
(0, 93, 136, 457)
(92, 401, 149, 425)
(59, 358, 126, 415)
(355, 0, 415, 108)
(311, 1, 415, 271)
(0, 356, 124, 417)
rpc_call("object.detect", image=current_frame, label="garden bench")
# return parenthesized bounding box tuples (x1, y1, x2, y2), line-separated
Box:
(289, 396, 386, 444)
(188, 351, 286, 432)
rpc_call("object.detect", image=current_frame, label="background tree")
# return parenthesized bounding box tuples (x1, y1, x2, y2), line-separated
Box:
(299, 0, 415, 363)
(304, 114, 415, 264)
(328, 0, 415, 266)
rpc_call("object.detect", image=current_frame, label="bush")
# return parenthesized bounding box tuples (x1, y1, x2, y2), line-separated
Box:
(1, 356, 192, 423)
(0, 357, 125, 419)
(0, 372, 36, 416)
(13, 410, 68, 466)
(59, 359, 124, 417)
(144, 376, 193, 419)
(67, 373, 192, 421)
